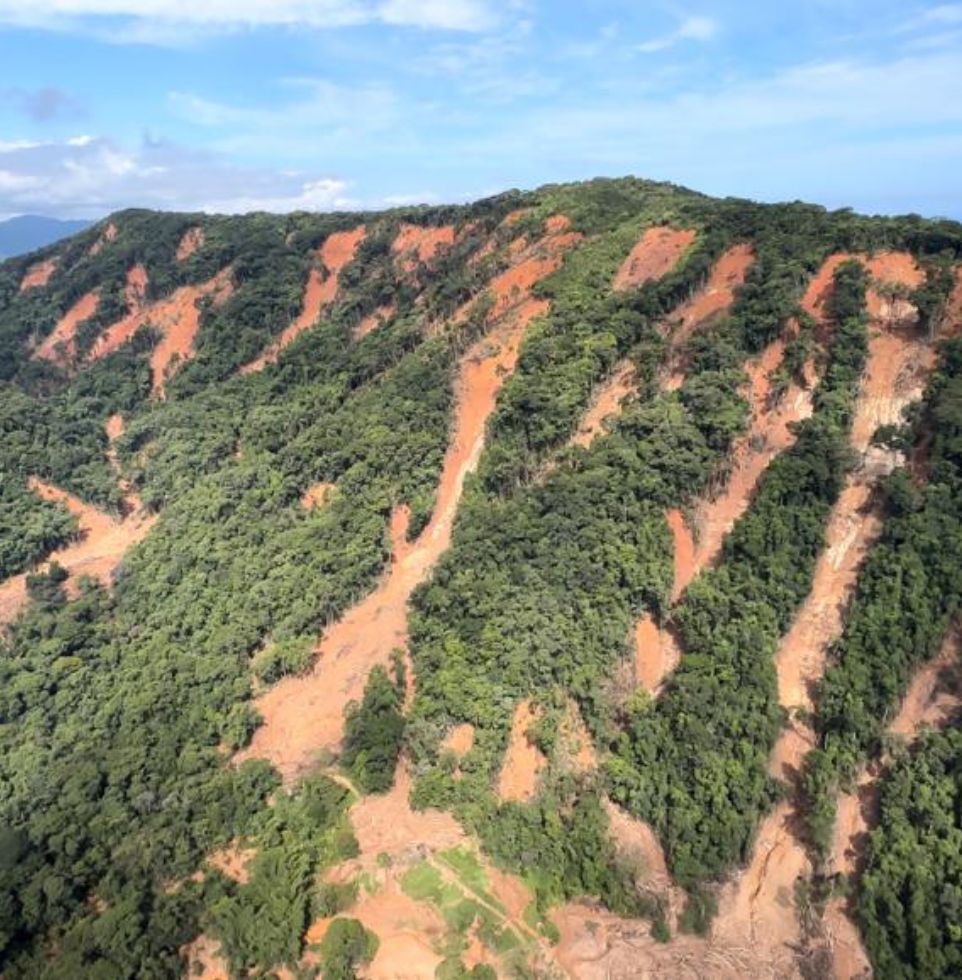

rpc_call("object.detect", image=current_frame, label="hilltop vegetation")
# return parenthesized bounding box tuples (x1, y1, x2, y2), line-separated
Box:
(0, 177, 960, 977)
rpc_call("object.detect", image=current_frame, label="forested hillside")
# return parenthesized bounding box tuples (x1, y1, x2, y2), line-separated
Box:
(0, 177, 961, 978)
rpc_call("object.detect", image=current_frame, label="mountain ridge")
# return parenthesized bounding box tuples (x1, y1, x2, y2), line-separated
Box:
(0, 176, 961, 979)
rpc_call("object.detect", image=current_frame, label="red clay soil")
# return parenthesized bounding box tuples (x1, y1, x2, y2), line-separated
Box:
(712, 285, 943, 976)
(207, 841, 255, 884)
(89, 268, 233, 395)
(560, 700, 597, 774)
(20, 257, 57, 291)
(88, 221, 118, 257)
(392, 223, 455, 272)
(497, 700, 547, 802)
(350, 764, 466, 859)
(353, 302, 396, 340)
(237, 225, 579, 783)
(635, 334, 814, 695)
(300, 482, 335, 510)
(441, 722, 476, 757)
(662, 243, 755, 389)
(613, 226, 697, 292)
(176, 226, 204, 262)
(823, 627, 962, 980)
(124, 263, 148, 312)
(240, 226, 366, 374)
(0, 479, 156, 627)
(570, 360, 637, 450)
(34, 290, 99, 362)
(105, 413, 144, 512)
(180, 935, 228, 980)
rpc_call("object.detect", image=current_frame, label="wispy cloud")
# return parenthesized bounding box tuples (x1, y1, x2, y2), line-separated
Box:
(0, 0, 498, 40)
(637, 14, 719, 54)
(168, 79, 403, 159)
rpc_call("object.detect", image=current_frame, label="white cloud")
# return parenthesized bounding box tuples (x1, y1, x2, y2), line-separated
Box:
(0, 134, 361, 216)
(0, 139, 41, 152)
(382, 191, 440, 205)
(203, 176, 356, 213)
(168, 79, 403, 159)
(0, 0, 498, 37)
(638, 14, 719, 53)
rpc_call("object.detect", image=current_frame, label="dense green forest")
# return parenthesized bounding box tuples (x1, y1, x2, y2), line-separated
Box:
(0, 177, 960, 977)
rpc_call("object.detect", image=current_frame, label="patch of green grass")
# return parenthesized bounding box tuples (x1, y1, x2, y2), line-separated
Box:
(400, 861, 445, 903)
(443, 897, 480, 934)
(437, 847, 506, 915)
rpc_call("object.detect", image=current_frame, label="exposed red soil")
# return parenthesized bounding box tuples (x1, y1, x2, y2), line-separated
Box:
(180, 934, 228, 980)
(124, 263, 148, 312)
(662, 243, 755, 389)
(613, 226, 697, 292)
(604, 800, 671, 888)
(176, 226, 204, 262)
(502, 208, 532, 227)
(88, 221, 117, 257)
(823, 627, 962, 980)
(20, 257, 57, 291)
(90, 268, 233, 395)
(237, 226, 578, 783)
(635, 333, 814, 695)
(943, 267, 962, 334)
(863, 252, 925, 322)
(666, 507, 696, 602)
(633, 616, 683, 695)
(353, 303, 396, 340)
(300, 482, 335, 510)
(240, 226, 366, 374)
(560, 700, 597, 773)
(713, 283, 941, 975)
(34, 290, 98, 362)
(570, 360, 636, 450)
(545, 214, 572, 233)
(105, 413, 144, 513)
(0, 479, 156, 627)
(441, 722, 475, 757)
(692, 337, 814, 573)
(349, 764, 466, 859)
(392, 223, 455, 272)
(497, 700, 546, 802)
(207, 841, 255, 884)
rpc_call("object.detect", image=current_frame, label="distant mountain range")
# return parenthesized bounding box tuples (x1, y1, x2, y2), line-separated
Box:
(0, 214, 91, 259)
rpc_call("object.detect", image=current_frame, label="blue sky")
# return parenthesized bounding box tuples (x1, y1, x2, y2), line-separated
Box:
(0, 0, 960, 219)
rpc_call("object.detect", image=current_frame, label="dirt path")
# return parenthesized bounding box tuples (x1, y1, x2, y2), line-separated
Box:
(0, 478, 156, 627)
(238, 223, 579, 783)
(89, 268, 233, 394)
(20, 257, 57, 291)
(176, 226, 204, 262)
(613, 226, 696, 292)
(240, 227, 366, 374)
(34, 290, 98, 362)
